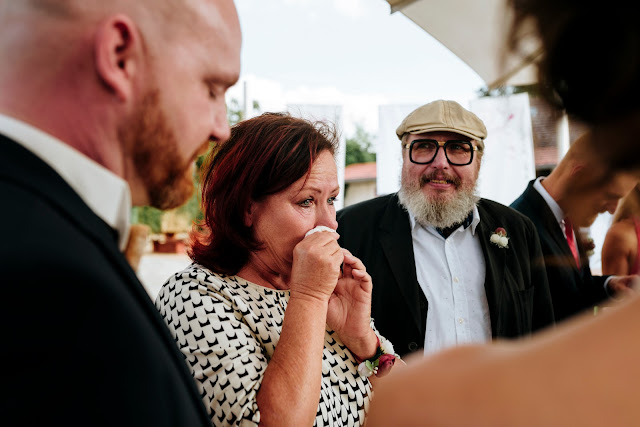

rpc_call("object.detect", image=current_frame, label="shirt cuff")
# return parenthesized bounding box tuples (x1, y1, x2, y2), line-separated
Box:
(604, 276, 615, 297)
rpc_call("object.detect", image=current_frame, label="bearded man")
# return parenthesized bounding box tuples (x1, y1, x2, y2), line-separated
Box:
(337, 100, 554, 357)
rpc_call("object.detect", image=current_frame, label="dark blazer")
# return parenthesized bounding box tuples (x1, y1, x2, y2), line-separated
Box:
(337, 193, 554, 357)
(0, 136, 211, 426)
(511, 180, 609, 322)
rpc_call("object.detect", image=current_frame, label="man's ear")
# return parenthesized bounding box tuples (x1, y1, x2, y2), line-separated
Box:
(94, 14, 141, 101)
(570, 162, 586, 178)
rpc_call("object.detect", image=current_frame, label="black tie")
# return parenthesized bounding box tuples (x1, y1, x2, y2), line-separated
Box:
(436, 211, 474, 239)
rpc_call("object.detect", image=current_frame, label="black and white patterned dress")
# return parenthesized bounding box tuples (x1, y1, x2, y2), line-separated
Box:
(155, 263, 374, 426)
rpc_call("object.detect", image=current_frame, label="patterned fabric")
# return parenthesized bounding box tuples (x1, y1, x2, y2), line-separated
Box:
(156, 263, 373, 426)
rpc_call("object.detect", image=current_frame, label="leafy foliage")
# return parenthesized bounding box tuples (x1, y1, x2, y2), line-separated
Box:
(131, 206, 163, 233)
(345, 124, 376, 166)
(477, 83, 540, 98)
(227, 98, 261, 125)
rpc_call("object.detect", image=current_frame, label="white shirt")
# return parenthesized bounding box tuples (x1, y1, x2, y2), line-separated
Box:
(0, 113, 131, 250)
(409, 205, 492, 355)
(533, 177, 568, 235)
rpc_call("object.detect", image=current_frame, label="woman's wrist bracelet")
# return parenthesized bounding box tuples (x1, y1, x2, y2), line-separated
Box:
(355, 333, 398, 378)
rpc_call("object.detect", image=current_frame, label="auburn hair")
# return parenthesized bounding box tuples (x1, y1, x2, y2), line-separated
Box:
(189, 112, 339, 275)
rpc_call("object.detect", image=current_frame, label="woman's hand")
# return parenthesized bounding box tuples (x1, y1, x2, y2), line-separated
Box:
(327, 249, 378, 360)
(258, 230, 344, 426)
(289, 230, 343, 303)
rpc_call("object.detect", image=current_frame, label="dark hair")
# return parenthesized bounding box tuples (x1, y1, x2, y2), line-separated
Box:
(189, 112, 339, 275)
(507, 0, 640, 123)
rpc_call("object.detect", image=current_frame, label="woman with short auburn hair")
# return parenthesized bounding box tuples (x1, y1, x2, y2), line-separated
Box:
(156, 112, 398, 426)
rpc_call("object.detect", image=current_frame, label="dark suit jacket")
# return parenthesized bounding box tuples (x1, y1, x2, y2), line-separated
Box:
(0, 135, 211, 426)
(511, 180, 609, 322)
(337, 193, 554, 357)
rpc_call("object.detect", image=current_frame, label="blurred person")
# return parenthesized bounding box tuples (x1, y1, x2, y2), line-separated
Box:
(363, 1, 640, 425)
(511, 132, 639, 322)
(506, 0, 640, 170)
(337, 100, 554, 357)
(602, 183, 640, 275)
(0, 0, 240, 425)
(156, 113, 400, 427)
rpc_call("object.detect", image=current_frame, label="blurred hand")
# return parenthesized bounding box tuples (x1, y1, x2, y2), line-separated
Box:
(607, 275, 640, 299)
(289, 230, 343, 303)
(327, 249, 377, 359)
(583, 238, 596, 257)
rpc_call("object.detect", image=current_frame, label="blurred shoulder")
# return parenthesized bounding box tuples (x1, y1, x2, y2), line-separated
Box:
(605, 219, 637, 245)
(510, 181, 538, 210)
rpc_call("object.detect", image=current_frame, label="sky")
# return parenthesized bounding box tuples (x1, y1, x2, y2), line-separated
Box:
(226, 0, 487, 136)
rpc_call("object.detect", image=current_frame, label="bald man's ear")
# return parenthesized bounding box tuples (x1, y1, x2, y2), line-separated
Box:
(570, 162, 586, 178)
(94, 14, 140, 102)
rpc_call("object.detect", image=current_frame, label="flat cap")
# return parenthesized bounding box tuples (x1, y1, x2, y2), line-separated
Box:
(396, 100, 487, 146)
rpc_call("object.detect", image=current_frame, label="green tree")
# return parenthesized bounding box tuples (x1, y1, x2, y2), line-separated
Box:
(477, 83, 540, 98)
(227, 98, 261, 125)
(227, 98, 244, 125)
(345, 124, 376, 166)
(131, 205, 163, 233)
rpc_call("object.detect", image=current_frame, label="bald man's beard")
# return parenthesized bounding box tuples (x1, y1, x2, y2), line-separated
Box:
(398, 170, 479, 229)
(120, 91, 206, 210)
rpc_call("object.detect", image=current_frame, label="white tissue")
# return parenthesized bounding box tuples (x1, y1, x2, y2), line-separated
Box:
(304, 225, 337, 237)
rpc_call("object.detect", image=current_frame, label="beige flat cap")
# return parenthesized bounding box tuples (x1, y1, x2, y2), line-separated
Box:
(396, 100, 487, 147)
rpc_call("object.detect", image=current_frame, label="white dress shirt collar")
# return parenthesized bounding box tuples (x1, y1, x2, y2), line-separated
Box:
(0, 113, 131, 250)
(533, 176, 565, 229)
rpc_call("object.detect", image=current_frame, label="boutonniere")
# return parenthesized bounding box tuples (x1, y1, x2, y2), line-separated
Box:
(490, 227, 509, 248)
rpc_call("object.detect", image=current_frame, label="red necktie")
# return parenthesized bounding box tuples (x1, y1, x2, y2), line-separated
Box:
(564, 217, 580, 267)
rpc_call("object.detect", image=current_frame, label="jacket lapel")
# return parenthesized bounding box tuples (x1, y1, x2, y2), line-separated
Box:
(0, 137, 140, 290)
(476, 201, 505, 335)
(0, 136, 203, 401)
(378, 195, 425, 334)
(529, 187, 579, 271)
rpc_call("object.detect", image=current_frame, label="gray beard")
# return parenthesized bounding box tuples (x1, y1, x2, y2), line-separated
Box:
(398, 179, 479, 229)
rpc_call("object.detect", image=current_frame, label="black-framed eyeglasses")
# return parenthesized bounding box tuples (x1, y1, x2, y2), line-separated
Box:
(402, 139, 478, 166)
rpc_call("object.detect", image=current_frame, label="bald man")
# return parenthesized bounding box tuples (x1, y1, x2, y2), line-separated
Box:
(511, 133, 639, 322)
(0, 1, 240, 425)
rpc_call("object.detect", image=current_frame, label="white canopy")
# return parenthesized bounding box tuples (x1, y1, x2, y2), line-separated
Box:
(385, 0, 541, 89)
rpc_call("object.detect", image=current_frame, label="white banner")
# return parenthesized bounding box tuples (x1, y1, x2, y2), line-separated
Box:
(470, 93, 536, 205)
(287, 104, 345, 210)
(376, 104, 420, 196)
